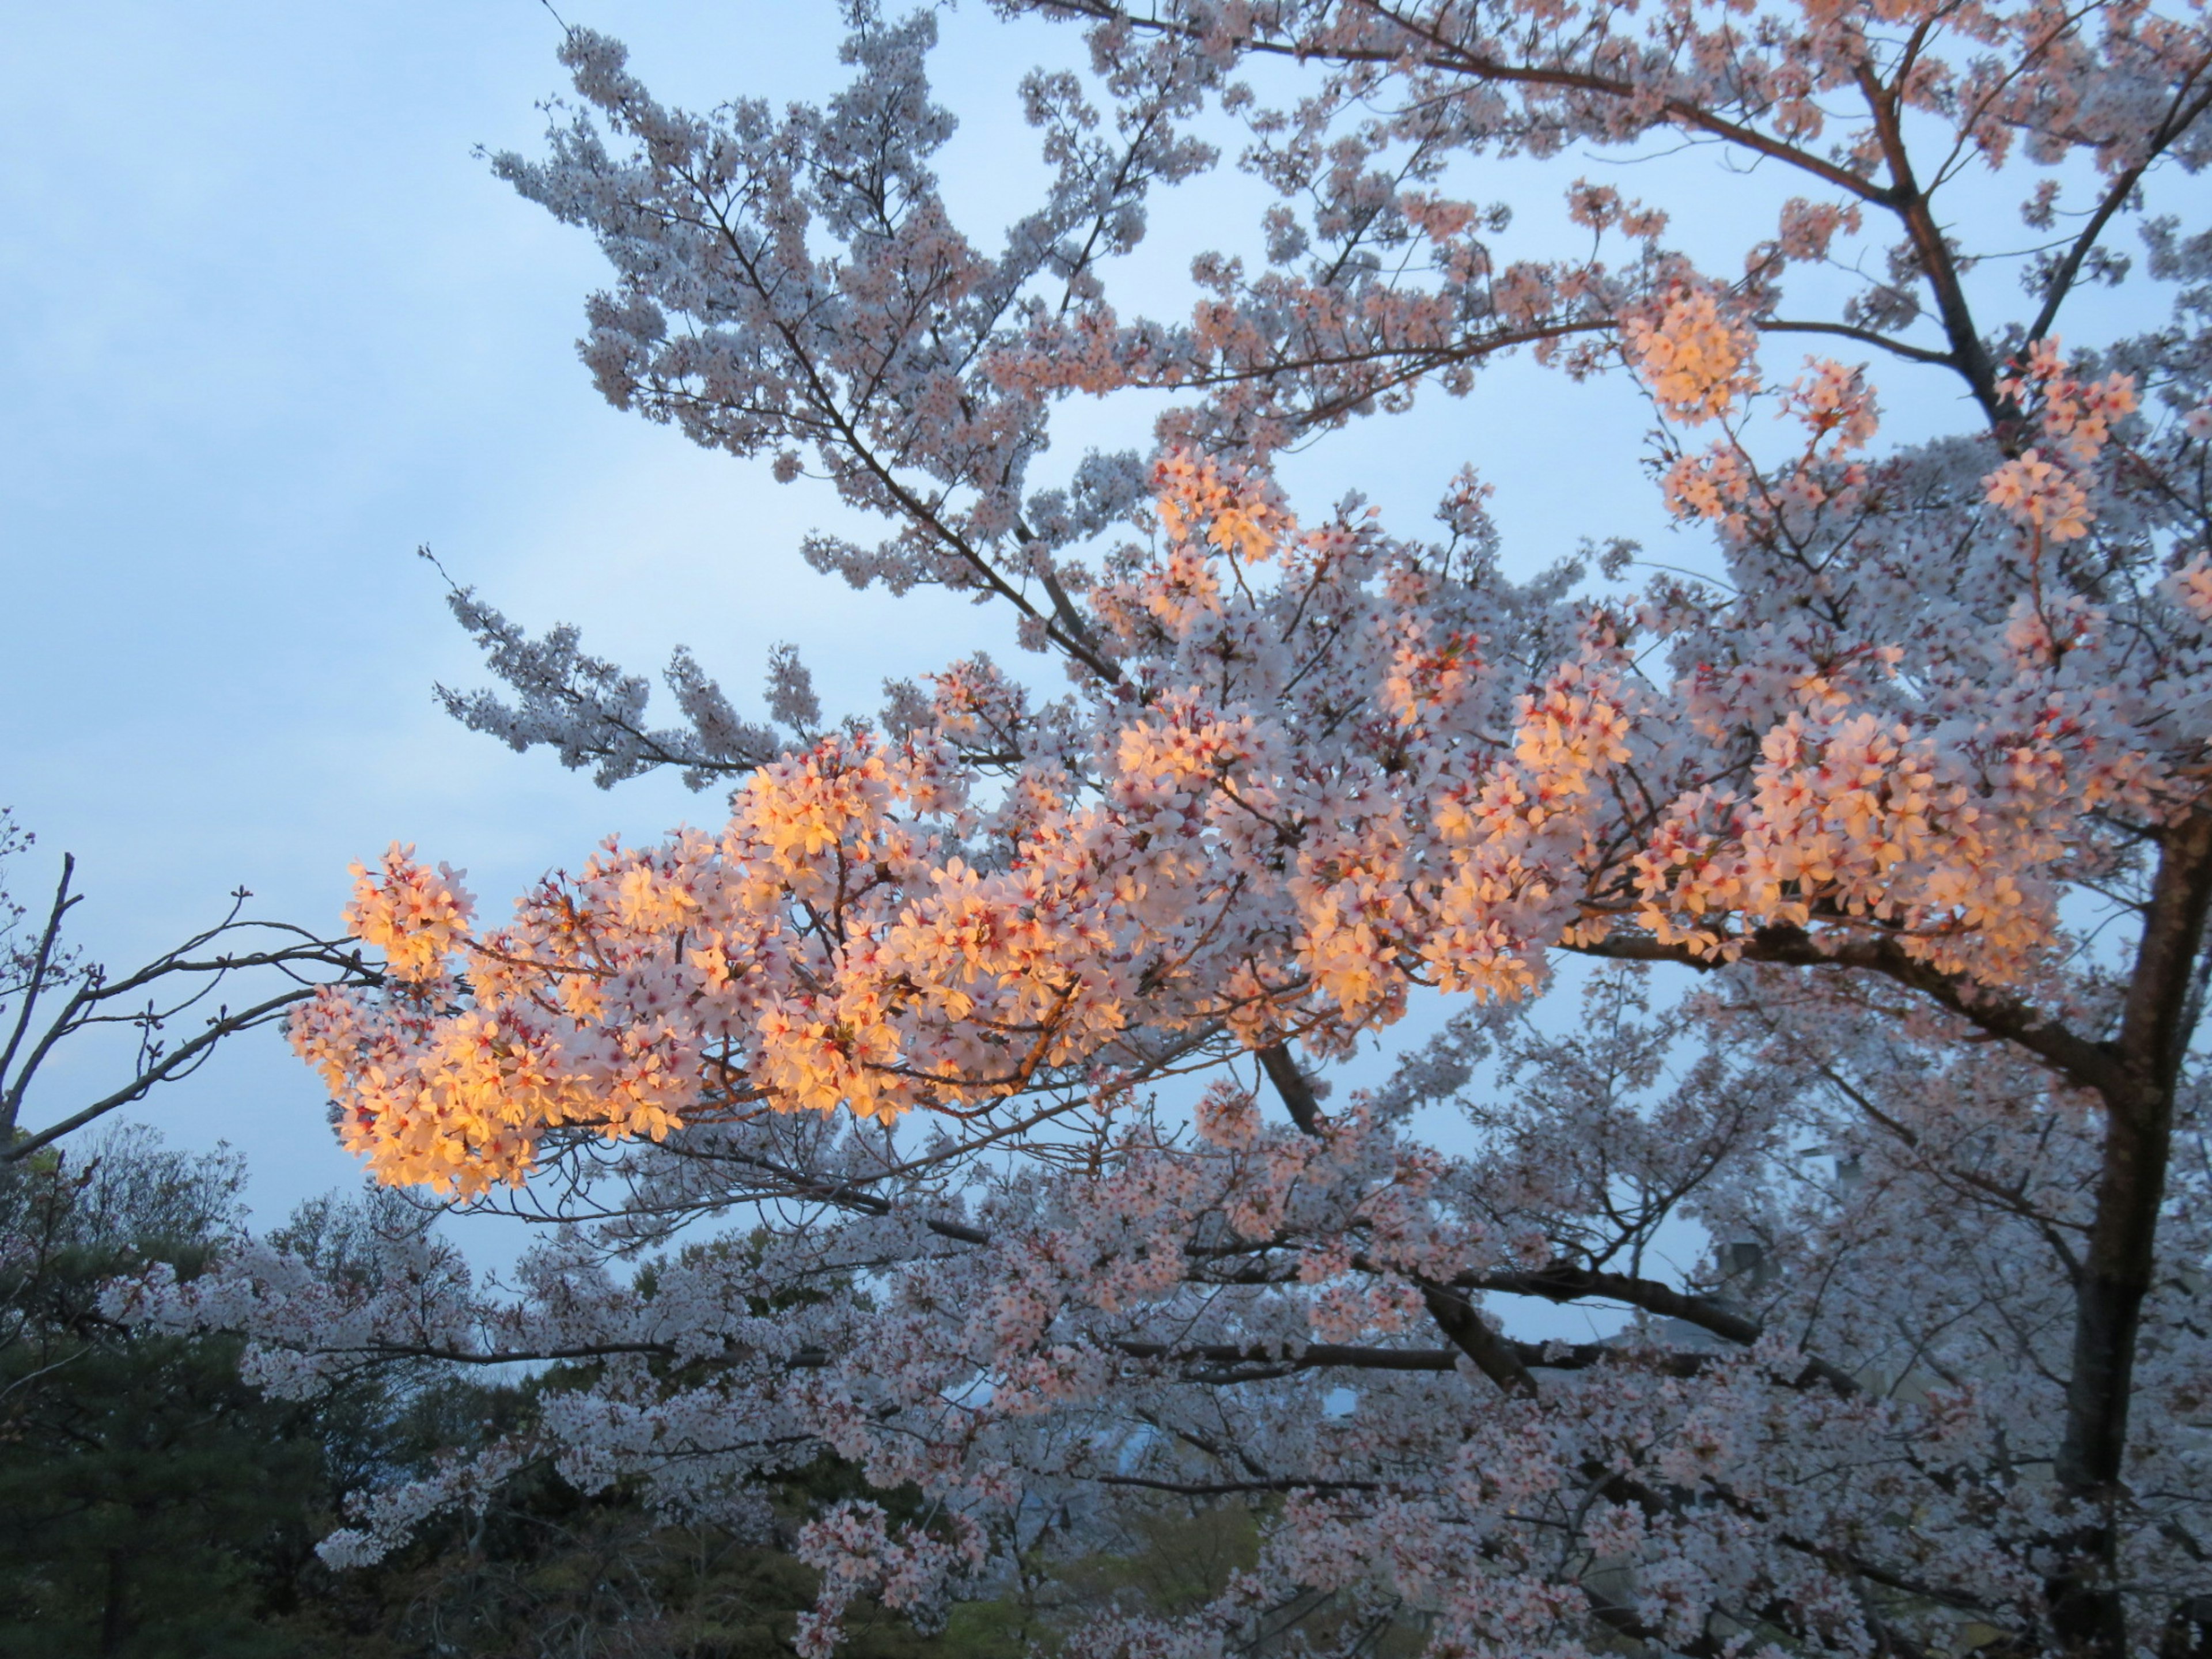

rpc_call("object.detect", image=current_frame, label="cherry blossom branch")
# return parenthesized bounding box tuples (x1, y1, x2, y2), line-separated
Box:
(1849, 63, 2002, 423)
(1754, 317, 1957, 371)
(2022, 70, 2212, 351)
(1461, 1264, 1863, 1397)
(1576, 928, 2124, 1101)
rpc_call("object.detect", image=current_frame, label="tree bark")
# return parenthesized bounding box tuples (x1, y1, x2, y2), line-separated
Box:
(2051, 810, 2212, 1656)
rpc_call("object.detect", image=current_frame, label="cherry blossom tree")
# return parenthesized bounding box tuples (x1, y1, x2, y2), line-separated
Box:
(122, 2, 2212, 1654)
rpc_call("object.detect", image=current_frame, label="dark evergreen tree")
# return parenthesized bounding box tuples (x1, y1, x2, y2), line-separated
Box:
(0, 1132, 315, 1656)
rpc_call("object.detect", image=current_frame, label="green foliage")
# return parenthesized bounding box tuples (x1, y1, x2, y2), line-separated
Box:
(276, 1443, 1018, 1659)
(1036, 1501, 1263, 1623)
(0, 1130, 318, 1657)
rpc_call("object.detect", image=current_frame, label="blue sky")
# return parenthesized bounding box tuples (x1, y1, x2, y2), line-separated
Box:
(1, 1, 1859, 1227)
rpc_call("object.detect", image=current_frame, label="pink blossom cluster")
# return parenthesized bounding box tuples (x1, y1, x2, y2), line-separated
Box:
(294, 402, 2191, 1196)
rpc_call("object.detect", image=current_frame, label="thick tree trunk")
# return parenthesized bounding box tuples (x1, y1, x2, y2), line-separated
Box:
(2050, 812, 2212, 1656)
